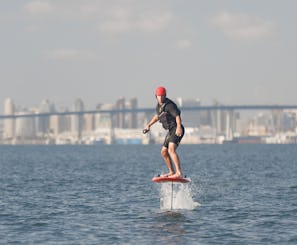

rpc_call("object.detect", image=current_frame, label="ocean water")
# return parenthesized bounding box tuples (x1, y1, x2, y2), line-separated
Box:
(0, 144, 297, 244)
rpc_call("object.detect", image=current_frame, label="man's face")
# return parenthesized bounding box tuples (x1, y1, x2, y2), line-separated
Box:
(156, 95, 166, 105)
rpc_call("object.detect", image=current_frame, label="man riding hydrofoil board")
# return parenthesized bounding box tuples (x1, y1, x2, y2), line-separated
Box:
(143, 86, 185, 178)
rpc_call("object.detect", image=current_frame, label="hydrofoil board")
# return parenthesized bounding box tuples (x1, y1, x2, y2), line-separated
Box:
(152, 175, 191, 183)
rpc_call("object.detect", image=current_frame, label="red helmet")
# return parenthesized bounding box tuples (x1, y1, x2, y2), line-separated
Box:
(155, 86, 166, 96)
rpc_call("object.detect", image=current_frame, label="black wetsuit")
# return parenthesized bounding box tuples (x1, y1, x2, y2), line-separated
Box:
(156, 98, 185, 148)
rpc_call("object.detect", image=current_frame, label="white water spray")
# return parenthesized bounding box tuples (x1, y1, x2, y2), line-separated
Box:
(158, 182, 200, 210)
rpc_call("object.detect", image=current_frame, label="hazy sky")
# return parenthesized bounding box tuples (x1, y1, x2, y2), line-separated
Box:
(1, 0, 296, 112)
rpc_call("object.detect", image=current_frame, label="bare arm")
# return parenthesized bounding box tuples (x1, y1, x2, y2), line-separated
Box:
(144, 114, 159, 132)
(175, 115, 182, 136)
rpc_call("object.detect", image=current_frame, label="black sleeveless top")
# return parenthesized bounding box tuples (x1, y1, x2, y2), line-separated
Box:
(156, 98, 181, 130)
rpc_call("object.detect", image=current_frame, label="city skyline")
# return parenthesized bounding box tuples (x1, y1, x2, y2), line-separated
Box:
(1, 1, 297, 114)
(2, 95, 297, 145)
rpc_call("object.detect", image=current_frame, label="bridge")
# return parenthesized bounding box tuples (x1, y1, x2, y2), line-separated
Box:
(1, 104, 297, 144)
(1, 104, 297, 119)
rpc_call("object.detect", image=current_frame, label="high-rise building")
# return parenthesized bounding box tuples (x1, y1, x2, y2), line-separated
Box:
(95, 103, 113, 129)
(71, 98, 84, 139)
(126, 97, 138, 128)
(49, 115, 61, 136)
(3, 98, 15, 139)
(115, 97, 125, 128)
(84, 114, 95, 132)
(15, 110, 36, 141)
(176, 98, 201, 127)
(37, 99, 55, 136)
(54, 106, 71, 133)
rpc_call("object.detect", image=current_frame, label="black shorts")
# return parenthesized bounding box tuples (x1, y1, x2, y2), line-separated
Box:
(163, 125, 185, 148)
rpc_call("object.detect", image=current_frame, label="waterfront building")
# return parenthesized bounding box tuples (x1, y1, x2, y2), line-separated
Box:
(71, 98, 84, 140)
(3, 98, 15, 139)
(37, 99, 55, 137)
(126, 97, 138, 129)
(15, 110, 36, 142)
(176, 97, 201, 127)
(115, 97, 125, 128)
(95, 103, 113, 129)
(84, 113, 95, 132)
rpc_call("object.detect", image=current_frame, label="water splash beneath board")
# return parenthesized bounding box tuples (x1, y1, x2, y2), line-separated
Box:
(158, 182, 200, 210)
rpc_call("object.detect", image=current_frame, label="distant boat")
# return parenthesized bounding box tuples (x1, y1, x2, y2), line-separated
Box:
(93, 137, 105, 145)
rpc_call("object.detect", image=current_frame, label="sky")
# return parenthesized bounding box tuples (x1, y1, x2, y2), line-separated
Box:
(1, 0, 296, 112)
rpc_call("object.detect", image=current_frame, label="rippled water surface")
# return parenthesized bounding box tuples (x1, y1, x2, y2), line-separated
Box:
(1, 144, 297, 244)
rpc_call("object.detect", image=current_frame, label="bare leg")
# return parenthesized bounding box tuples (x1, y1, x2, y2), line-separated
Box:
(160, 146, 175, 176)
(167, 142, 182, 177)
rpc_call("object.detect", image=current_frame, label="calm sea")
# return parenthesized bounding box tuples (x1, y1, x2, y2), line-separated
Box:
(0, 144, 297, 244)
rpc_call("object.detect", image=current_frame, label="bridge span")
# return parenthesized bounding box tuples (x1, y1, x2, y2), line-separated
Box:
(1, 104, 297, 119)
